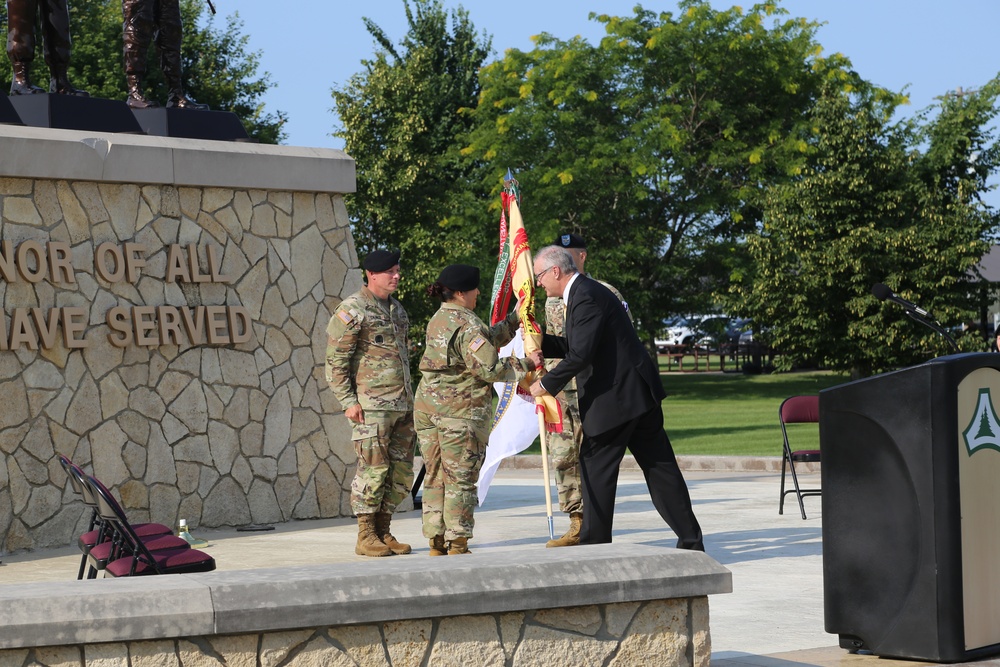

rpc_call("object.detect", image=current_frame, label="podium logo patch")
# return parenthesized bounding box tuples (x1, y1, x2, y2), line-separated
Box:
(963, 388, 1000, 456)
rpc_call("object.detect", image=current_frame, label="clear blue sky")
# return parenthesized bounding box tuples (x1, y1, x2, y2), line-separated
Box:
(228, 0, 999, 151)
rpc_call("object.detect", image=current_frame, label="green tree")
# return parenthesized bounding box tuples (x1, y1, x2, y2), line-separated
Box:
(0, 0, 285, 143)
(728, 79, 1000, 377)
(332, 0, 493, 352)
(465, 0, 857, 345)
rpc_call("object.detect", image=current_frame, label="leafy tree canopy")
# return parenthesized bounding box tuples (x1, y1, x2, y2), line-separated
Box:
(332, 0, 493, 354)
(727, 78, 1000, 376)
(334, 0, 1000, 377)
(465, 0, 861, 344)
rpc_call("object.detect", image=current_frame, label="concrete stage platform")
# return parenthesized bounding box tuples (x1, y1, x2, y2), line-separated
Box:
(2, 467, 998, 666)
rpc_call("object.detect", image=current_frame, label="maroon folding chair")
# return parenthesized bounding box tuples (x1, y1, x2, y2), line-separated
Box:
(58, 455, 104, 578)
(59, 454, 174, 579)
(83, 474, 191, 577)
(85, 475, 215, 577)
(59, 455, 174, 579)
(778, 395, 822, 519)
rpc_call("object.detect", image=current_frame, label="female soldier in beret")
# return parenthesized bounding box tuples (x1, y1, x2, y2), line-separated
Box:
(415, 264, 541, 555)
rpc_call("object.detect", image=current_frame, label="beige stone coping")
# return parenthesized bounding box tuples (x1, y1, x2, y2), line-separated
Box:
(0, 544, 731, 649)
(0, 124, 355, 193)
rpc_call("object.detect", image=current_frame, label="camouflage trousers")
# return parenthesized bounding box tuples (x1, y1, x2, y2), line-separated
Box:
(416, 411, 488, 540)
(549, 392, 583, 514)
(350, 410, 416, 516)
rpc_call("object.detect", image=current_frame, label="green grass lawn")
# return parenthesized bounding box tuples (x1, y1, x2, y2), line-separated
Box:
(657, 351, 740, 373)
(518, 368, 850, 457)
(662, 370, 849, 456)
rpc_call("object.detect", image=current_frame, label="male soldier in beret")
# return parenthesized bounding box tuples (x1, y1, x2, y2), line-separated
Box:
(543, 232, 632, 547)
(325, 249, 414, 557)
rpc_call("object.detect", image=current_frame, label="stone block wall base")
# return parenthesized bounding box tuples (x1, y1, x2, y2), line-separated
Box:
(0, 127, 360, 553)
(0, 597, 711, 667)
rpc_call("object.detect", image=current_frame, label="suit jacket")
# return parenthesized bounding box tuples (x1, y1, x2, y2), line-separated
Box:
(541, 276, 665, 436)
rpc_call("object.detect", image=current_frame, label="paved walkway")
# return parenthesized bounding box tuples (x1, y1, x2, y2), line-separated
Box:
(2, 467, 999, 666)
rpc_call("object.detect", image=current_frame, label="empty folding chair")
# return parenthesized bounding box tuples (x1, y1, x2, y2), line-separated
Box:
(58, 455, 105, 579)
(83, 473, 189, 577)
(87, 529, 191, 576)
(62, 461, 173, 579)
(85, 475, 215, 577)
(778, 394, 822, 519)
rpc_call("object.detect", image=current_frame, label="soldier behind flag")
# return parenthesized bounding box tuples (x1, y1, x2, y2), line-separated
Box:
(325, 249, 414, 557)
(543, 232, 632, 547)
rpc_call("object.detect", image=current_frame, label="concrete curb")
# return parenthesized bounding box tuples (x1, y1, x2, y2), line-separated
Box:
(490, 454, 819, 474)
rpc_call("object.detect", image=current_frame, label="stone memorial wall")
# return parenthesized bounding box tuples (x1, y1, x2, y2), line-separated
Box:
(0, 127, 359, 552)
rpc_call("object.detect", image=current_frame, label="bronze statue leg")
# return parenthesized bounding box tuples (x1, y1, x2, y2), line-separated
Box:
(6, 0, 45, 94)
(155, 0, 207, 109)
(122, 0, 157, 106)
(121, 0, 154, 76)
(38, 0, 87, 95)
(6, 0, 38, 63)
(38, 0, 72, 69)
(155, 0, 181, 90)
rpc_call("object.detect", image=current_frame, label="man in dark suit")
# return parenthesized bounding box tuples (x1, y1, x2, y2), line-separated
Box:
(529, 246, 703, 550)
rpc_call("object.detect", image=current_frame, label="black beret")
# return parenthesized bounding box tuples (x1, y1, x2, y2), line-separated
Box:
(437, 264, 480, 292)
(555, 232, 586, 249)
(363, 249, 400, 272)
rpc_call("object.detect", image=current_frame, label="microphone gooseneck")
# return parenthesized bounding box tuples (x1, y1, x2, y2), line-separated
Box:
(871, 282, 958, 353)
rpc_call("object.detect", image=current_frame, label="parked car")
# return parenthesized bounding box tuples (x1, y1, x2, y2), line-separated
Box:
(738, 323, 771, 352)
(657, 315, 708, 350)
(698, 317, 751, 352)
(654, 317, 683, 353)
(694, 316, 732, 350)
(653, 317, 678, 354)
(656, 314, 745, 352)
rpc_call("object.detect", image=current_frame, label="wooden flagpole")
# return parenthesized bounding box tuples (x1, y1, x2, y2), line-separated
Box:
(537, 405, 555, 540)
(504, 167, 556, 540)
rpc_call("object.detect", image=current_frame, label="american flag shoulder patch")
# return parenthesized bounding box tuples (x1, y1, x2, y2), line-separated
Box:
(337, 310, 353, 325)
(470, 336, 487, 352)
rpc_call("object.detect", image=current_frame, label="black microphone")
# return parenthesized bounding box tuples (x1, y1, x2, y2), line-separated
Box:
(872, 283, 931, 318)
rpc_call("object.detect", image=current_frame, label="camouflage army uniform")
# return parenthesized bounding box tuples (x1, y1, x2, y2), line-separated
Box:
(415, 305, 530, 541)
(325, 286, 414, 517)
(544, 278, 631, 514)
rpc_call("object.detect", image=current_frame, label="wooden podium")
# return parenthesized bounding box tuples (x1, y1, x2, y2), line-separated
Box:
(821, 353, 1000, 662)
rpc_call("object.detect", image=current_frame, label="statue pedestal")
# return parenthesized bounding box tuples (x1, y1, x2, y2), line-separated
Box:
(131, 107, 250, 142)
(9, 94, 142, 133)
(0, 95, 23, 125)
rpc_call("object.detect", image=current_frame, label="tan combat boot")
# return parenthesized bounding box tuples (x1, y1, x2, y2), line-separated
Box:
(546, 512, 583, 548)
(429, 535, 447, 556)
(447, 537, 471, 555)
(375, 512, 411, 555)
(355, 514, 391, 557)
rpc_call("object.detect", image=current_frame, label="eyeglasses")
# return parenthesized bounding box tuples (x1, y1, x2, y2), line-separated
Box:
(534, 267, 553, 283)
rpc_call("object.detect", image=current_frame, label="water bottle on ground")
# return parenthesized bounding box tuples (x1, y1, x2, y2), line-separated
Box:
(177, 519, 209, 548)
